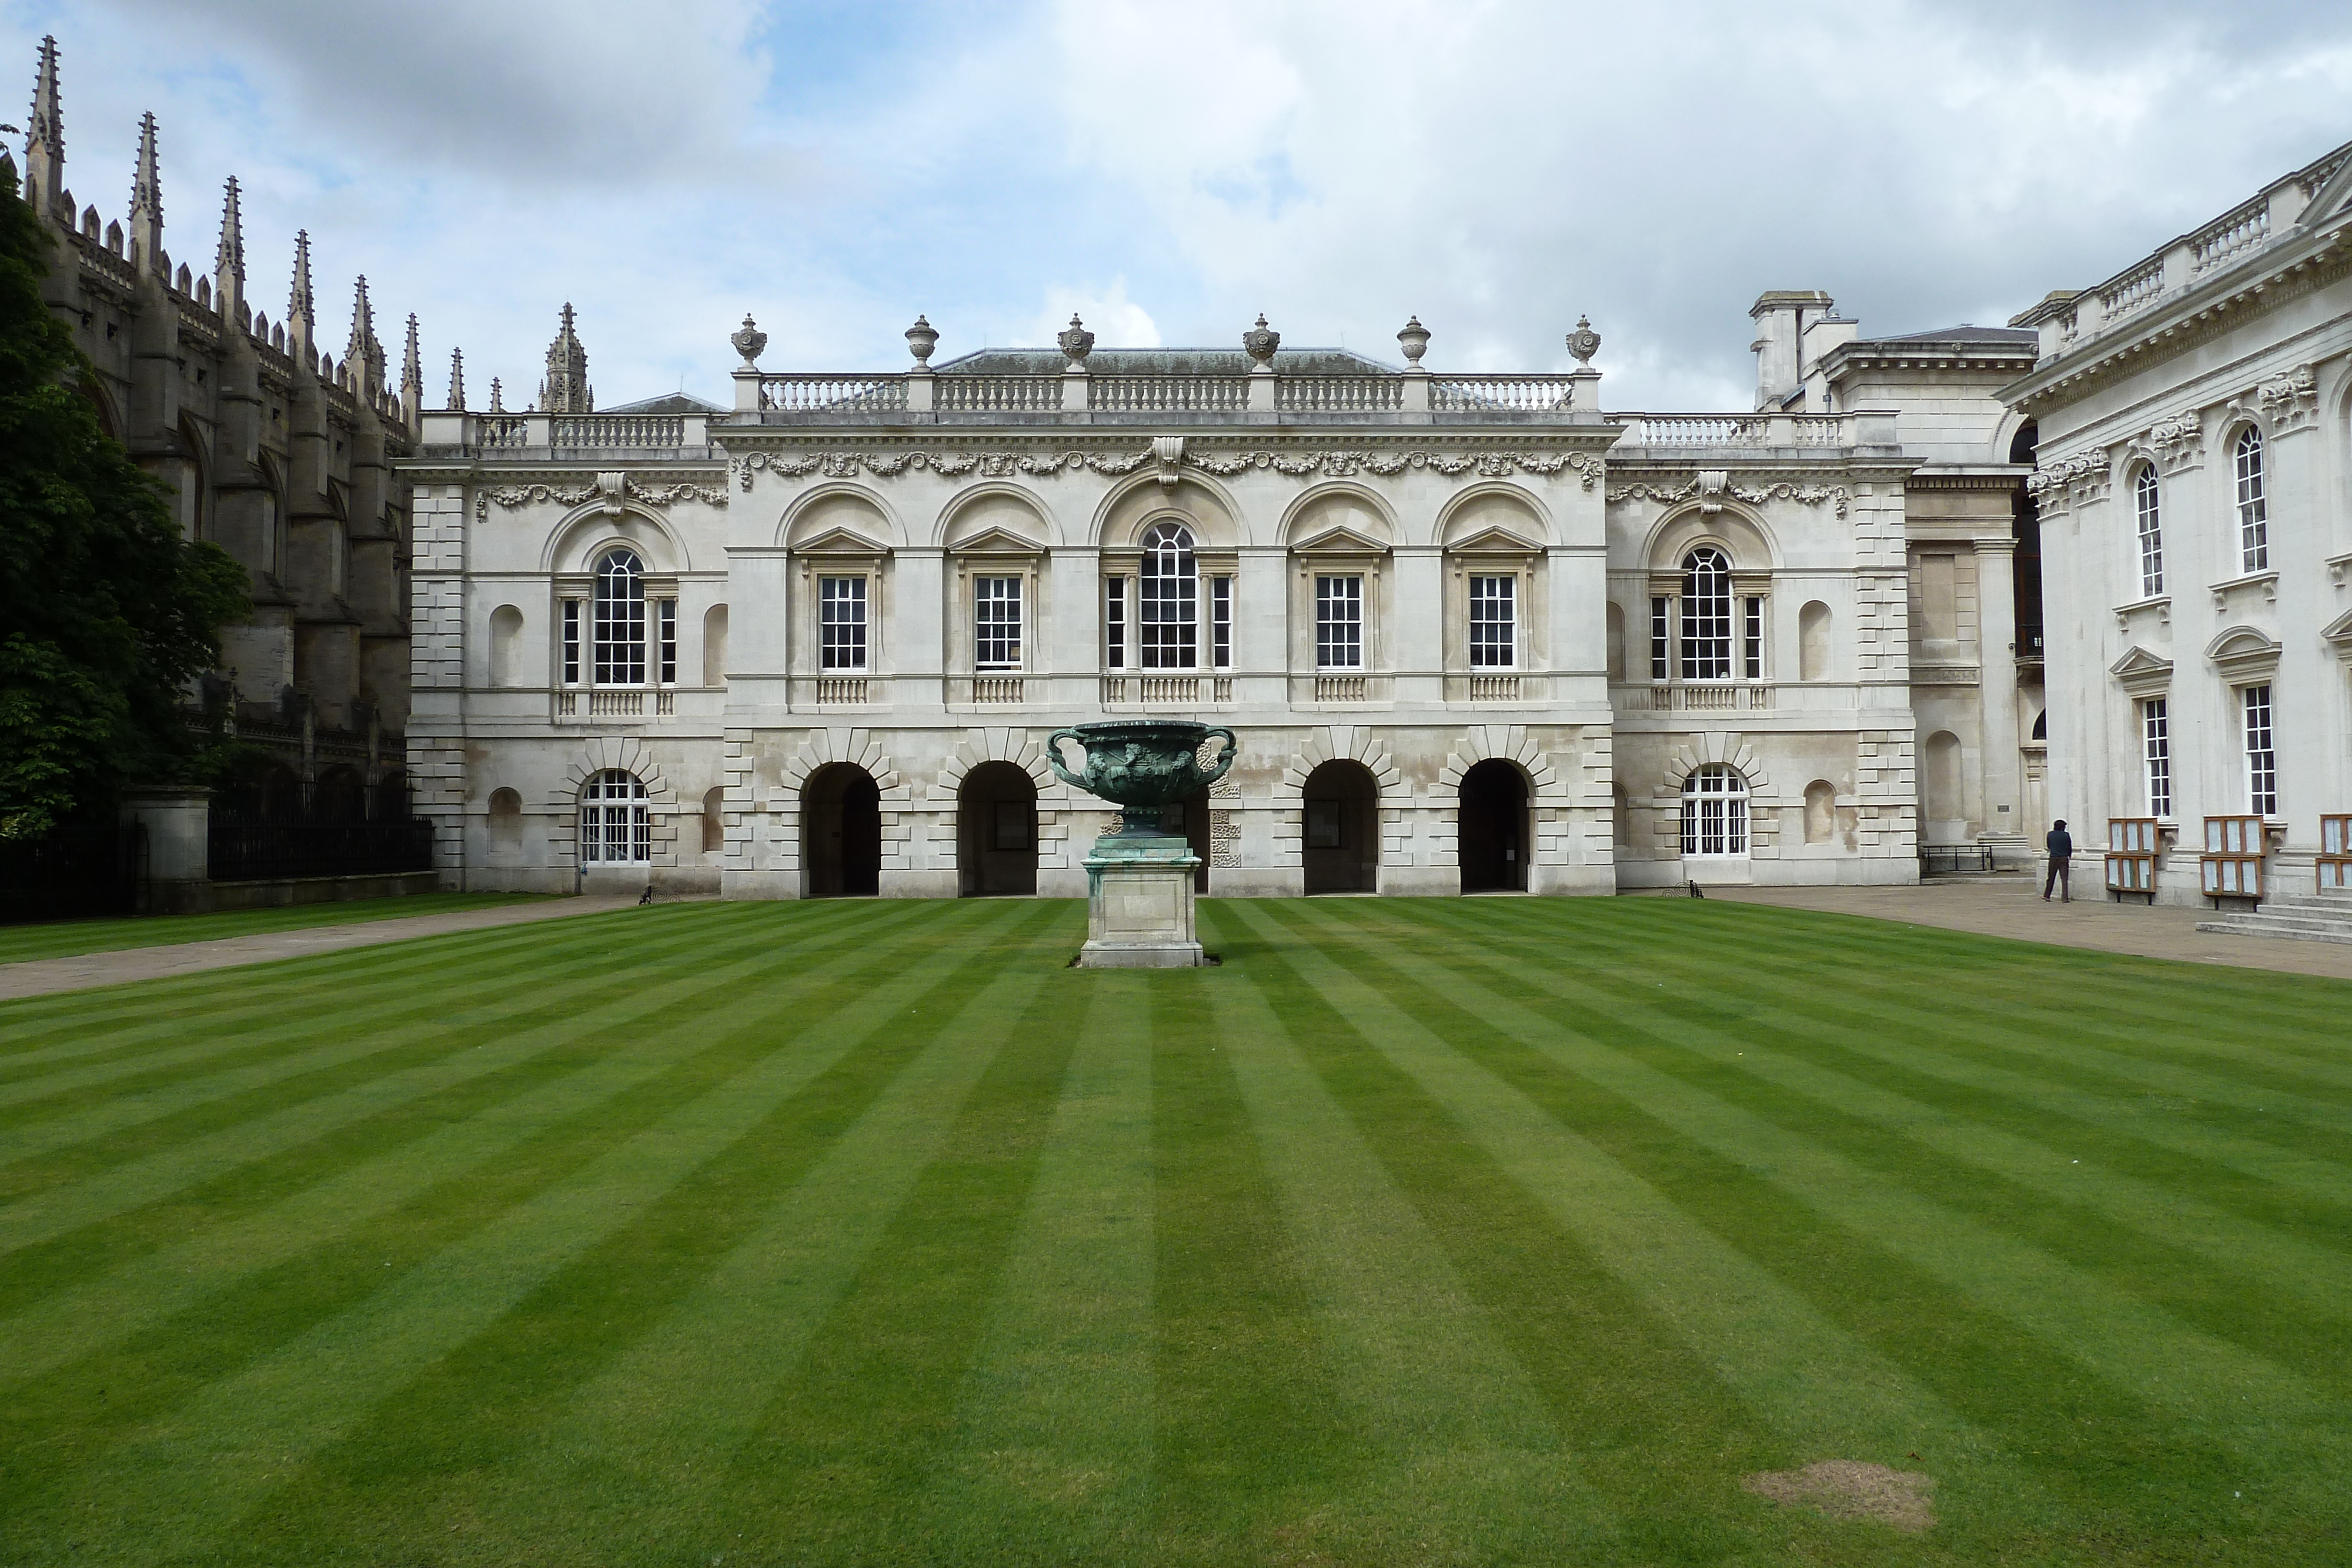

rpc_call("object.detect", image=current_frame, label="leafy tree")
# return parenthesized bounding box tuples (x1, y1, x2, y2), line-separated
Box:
(0, 166, 247, 839)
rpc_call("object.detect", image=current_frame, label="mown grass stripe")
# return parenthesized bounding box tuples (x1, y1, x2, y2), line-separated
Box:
(0, 904, 796, 1151)
(1383, 898, 2352, 1211)
(1291, 901, 2352, 1495)
(1215, 902, 2026, 1537)
(1198, 932, 1621, 1562)
(0, 901, 941, 1259)
(25, 900, 1045, 1563)
(914, 972, 1158, 1562)
(1147, 961, 1374, 1564)
(0, 901, 968, 1389)
(242, 902, 1081, 1564)
(0, 892, 547, 966)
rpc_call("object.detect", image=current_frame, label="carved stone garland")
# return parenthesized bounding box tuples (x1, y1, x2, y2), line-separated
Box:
(1605, 476, 1852, 518)
(475, 475, 727, 519)
(731, 446, 1603, 492)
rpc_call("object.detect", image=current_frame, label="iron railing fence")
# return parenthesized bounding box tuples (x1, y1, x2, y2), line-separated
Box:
(1919, 844, 1997, 876)
(0, 822, 145, 925)
(208, 809, 435, 882)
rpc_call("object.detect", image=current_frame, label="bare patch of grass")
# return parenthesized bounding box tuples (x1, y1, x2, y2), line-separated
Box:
(1742, 1460, 1936, 1533)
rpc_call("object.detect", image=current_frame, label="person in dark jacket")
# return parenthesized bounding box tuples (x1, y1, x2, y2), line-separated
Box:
(2043, 820, 2074, 901)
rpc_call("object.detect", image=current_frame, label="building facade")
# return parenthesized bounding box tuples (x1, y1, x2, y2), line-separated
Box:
(2009, 139, 2352, 903)
(12, 38, 422, 817)
(400, 299, 2043, 899)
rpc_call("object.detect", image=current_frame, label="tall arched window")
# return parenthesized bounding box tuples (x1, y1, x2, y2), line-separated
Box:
(1140, 521, 1197, 670)
(579, 770, 649, 864)
(2233, 427, 2267, 573)
(593, 550, 646, 684)
(2134, 467, 2163, 597)
(1681, 547, 1732, 680)
(1681, 764, 1749, 857)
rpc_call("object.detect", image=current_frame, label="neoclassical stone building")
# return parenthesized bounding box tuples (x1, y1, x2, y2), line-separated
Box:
(12, 38, 423, 815)
(402, 297, 2044, 898)
(2010, 137, 2352, 903)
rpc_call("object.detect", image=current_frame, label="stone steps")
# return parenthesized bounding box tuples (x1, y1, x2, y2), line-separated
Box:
(2196, 890, 2352, 945)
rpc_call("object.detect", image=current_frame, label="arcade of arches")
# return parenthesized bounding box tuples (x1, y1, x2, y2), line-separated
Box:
(958, 762, 1038, 897)
(802, 763, 881, 898)
(1301, 760, 1378, 894)
(1458, 760, 1530, 892)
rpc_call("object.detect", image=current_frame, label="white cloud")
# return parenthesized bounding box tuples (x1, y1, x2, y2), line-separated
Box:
(1025, 280, 1160, 350)
(6, 0, 2349, 407)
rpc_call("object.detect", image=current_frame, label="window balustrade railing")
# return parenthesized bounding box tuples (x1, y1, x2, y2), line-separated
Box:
(552, 414, 684, 447)
(1089, 376, 1251, 413)
(1468, 674, 1521, 701)
(2100, 256, 2166, 324)
(472, 415, 530, 448)
(1276, 376, 1404, 413)
(2191, 198, 2271, 275)
(759, 375, 909, 413)
(1792, 415, 1846, 445)
(1649, 682, 1775, 711)
(1429, 375, 1578, 412)
(971, 675, 1023, 704)
(1314, 674, 1368, 703)
(814, 677, 870, 704)
(936, 376, 1061, 413)
(551, 687, 674, 720)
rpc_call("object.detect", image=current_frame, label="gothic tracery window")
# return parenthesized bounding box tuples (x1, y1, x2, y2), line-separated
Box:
(2234, 427, 2268, 573)
(2134, 467, 2164, 597)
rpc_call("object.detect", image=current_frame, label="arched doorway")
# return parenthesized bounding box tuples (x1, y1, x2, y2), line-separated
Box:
(803, 763, 881, 897)
(313, 765, 365, 821)
(1458, 760, 1528, 892)
(958, 761, 1038, 897)
(1301, 760, 1378, 894)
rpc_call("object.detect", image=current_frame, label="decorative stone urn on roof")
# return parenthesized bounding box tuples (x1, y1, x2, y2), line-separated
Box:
(905, 315, 938, 367)
(1057, 313, 1094, 368)
(1242, 313, 1281, 365)
(729, 313, 767, 367)
(1047, 720, 1238, 967)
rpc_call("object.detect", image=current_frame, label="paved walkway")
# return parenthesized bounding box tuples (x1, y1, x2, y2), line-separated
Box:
(1705, 874, 2352, 982)
(0, 895, 647, 1001)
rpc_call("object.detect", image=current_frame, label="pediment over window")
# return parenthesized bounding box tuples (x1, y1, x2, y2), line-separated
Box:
(2108, 644, 2174, 698)
(1444, 524, 1544, 556)
(1289, 522, 1391, 556)
(2203, 624, 2282, 685)
(947, 524, 1045, 557)
(791, 524, 892, 557)
(2323, 607, 2352, 663)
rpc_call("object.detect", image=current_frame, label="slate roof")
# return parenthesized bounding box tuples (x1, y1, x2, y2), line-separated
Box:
(603, 390, 726, 414)
(1862, 325, 2038, 347)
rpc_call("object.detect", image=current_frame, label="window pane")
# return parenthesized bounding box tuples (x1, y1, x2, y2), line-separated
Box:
(1649, 596, 1669, 681)
(1315, 574, 1362, 670)
(1681, 549, 1731, 680)
(657, 599, 677, 685)
(593, 551, 646, 685)
(2236, 429, 2268, 573)
(2244, 684, 2276, 817)
(975, 576, 1022, 669)
(1742, 596, 1763, 680)
(1104, 576, 1125, 669)
(562, 600, 580, 685)
(1680, 764, 1749, 857)
(820, 576, 868, 671)
(2136, 469, 2164, 597)
(1469, 575, 1515, 668)
(1140, 524, 1197, 669)
(1211, 576, 1232, 670)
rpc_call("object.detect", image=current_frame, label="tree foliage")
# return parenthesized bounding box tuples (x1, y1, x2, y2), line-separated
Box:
(0, 169, 248, 839)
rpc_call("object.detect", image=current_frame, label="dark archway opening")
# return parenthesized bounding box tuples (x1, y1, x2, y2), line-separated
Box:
(313, 765, 366, 822)
(1158, 790, 1211, 893)
(1458, 758, 1529, 892)
(1301, 760, 1379, 894)
(958, 761, 1038, 897)
(804, 763, 881, 897)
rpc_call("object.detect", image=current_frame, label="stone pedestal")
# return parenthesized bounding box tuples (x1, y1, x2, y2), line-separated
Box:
(119, 785, 211, 914)
(1079, 834, 1204, 968)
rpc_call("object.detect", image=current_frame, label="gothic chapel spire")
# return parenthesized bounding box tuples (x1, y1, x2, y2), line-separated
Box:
(129, 109, 162, 273)
(286, 229, 314, 360)
(401, 313, 423, 424)
(214, 176, 245, 317)
(539, 302, 592, 413)
(25, 34, 64, 219)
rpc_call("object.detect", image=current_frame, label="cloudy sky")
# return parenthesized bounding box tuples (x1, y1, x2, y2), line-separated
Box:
(7, 1, 2350, 410)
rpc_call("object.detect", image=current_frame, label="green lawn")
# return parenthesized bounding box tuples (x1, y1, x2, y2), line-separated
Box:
(0, 892, 551, 965)
(1, 897, 2346, 1566)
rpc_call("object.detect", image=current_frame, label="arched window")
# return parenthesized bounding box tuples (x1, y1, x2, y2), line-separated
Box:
(1681, 547, 1732, 680)
(1681, 764, 1748, 857)
(2233, 427, 2267, 573)
(580, 770, 649, 864)
(1139, 521, 1197, 670)
(2133, 467, 2163, 597)
(593, 550, 646, 684)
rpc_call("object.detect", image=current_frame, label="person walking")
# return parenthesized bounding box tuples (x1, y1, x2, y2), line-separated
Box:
(2043, 819, 2074, 902)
